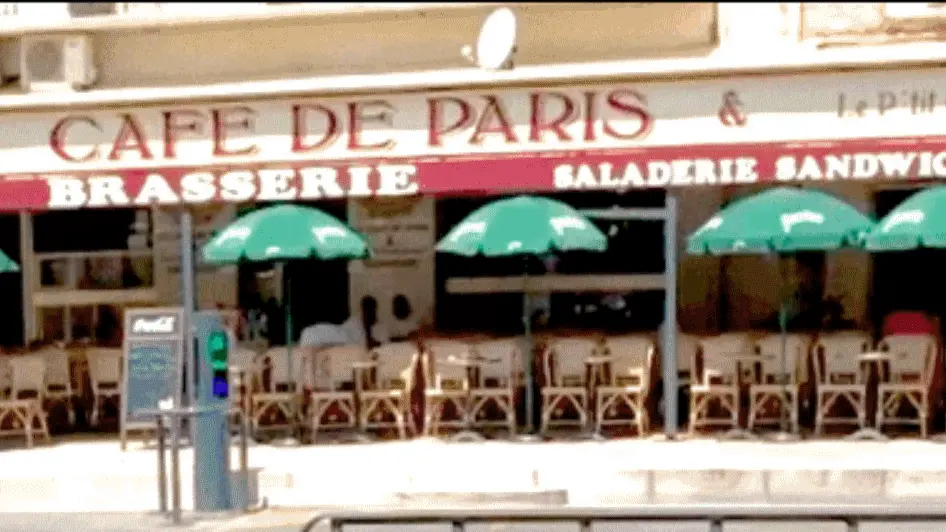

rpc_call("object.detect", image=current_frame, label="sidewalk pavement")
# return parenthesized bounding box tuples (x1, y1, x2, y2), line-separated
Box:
(4, 435, 946, 512)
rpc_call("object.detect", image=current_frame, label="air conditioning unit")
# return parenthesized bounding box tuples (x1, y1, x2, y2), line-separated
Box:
(67, 2, 118, 17)
(885, 3, 946, 20)
(118, 3, 162, 16)
(20, 34, 97, 92)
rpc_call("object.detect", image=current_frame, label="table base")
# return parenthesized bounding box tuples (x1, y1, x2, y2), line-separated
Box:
(515, 433, 544, 443)
(269, 435, 302, 446)
(448, 430, 487, 443)
(347, 432, 376, 444)
(719, 428, 760, 441)
(582, 429, 608, 442)
(765, 430, 802, 443)
(844, 428, 890, 441)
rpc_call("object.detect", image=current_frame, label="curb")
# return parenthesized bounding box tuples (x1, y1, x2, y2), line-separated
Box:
(392, 490, 569, 506)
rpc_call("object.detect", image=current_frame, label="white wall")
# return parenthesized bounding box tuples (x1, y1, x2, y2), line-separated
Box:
(87, 3, 717, 89)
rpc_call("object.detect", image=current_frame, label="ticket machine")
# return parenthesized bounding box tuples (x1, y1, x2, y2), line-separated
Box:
(193, 311, 232, 511)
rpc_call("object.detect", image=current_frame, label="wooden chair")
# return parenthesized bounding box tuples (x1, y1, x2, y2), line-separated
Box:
(250, 347, 302, 436)
(540, 337, 598, 434)
(309, 344, 369, 440)
(876, 334, 937, 437)
(360, 342, 419, 439)
(690, 336, 742, 434)
(86, 348, 122, 428)
(37, 347, 77, 426)
(814, 331, 871, 435)
(748, 334, 810, 433)
(470, 338, 519, 437)
(423, 340, 473, 436)
(596, 335, 655, 436)
(2, 355, 51, 447)
(228, 346, 259, 420)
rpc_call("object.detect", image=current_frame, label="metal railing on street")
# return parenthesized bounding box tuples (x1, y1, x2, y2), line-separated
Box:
(305, 504, 946, 532)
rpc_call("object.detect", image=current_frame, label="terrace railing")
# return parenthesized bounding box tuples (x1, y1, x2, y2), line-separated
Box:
(306, 504, 946, 532)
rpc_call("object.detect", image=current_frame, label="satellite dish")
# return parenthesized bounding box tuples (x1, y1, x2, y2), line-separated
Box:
(471, 7, 517, 70)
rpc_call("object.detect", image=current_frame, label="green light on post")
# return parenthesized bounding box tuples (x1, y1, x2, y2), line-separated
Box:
(208, 331, 229, 372)
(208, 330, 230, 399)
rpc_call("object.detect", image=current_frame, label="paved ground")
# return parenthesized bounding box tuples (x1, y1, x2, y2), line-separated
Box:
(7, 435, 946, 512)
(0, 511, 304, 532)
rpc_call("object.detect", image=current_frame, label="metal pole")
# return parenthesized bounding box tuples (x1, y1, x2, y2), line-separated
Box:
(180, 208, 196, 413)
(280, 262, 301, 441)
(522, 257, 535, 435)
(169, 413, 182, 524)
(777, 257, 792, 436)
(662, 194, 679, 438)
(19, 211, 34, 344)
(239, 405, 250, 510)
(156, 415, 167, 514)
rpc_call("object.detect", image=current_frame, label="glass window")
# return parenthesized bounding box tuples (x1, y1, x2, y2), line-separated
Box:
(39, 307, 64, 342)
(34, 208, 138, 253)
(70, 305, 95, 342)
(95, 305, 123, 347)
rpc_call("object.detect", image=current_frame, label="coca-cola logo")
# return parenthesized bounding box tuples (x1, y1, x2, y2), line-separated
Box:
(131, 316, 177, 335)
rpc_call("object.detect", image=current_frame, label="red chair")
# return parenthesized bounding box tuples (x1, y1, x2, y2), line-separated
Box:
(882, 311, 943, 431)
(883, 311, 939, 337)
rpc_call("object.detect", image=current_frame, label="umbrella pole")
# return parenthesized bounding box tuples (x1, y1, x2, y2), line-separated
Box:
(523, 282, 535, 435)
(280, 261, 299, 443)
(282, 262, 293, 392)
(778, 300, 790, 434)
(772, 256, 799, 442)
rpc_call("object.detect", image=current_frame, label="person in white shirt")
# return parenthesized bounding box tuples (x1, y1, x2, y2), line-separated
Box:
(299, 296, 390, 350)
(341, 296, 390, 349)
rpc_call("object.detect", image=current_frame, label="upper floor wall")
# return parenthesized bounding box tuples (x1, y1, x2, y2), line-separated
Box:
(96, 3, 718, 88)
(802, 2, 946, 43)
(0, 3, 719, 94)
(0, 4, 944, 104)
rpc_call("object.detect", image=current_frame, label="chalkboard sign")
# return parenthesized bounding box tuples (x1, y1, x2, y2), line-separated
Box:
(124, 342, 178, 423)
(120, 307, 184, 450)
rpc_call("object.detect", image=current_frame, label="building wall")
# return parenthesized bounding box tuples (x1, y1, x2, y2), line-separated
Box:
(30, 3, 719, 90)
(9, 3, 941, 337)
(38, 3, 719, 324)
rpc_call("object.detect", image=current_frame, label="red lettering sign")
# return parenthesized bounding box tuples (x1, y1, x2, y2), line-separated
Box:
(47, 89, 656, 166)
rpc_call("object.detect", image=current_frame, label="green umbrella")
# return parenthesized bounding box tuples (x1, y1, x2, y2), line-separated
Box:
(0, 250, 19, 273)
(863, 185, 946, 251)
(438, 195, 608, 256)
(687, 186, 874, 439)
(436, 195, 608, 436)
(687, 187, 873, 255)
(202, 204, 371, 420)
(203, 204, 371, 263)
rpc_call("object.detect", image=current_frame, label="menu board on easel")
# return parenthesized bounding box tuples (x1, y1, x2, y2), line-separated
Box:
(119, 307, 185, 450)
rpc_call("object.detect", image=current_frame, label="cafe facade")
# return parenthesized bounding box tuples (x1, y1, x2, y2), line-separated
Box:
(4, 63, 946, 344)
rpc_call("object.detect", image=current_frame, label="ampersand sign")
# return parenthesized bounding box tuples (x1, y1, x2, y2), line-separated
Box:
(718, 90, 747, 127)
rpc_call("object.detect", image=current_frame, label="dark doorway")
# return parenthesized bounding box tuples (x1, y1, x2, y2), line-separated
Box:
(871, 188, 946, 331)
(0, 214, 22, 346)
